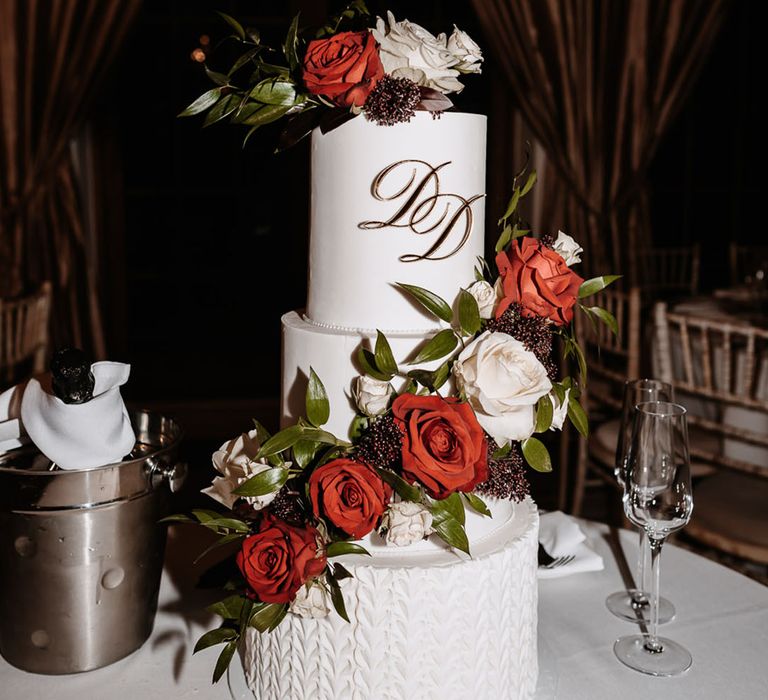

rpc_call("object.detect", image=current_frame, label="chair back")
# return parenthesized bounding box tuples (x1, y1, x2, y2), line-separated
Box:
(0, 281, 52, 386)
(575, 286, 642, 412)
(639, 244, 700, 297)
(654, 301, 768, 478)
(728, 242, 768, 287)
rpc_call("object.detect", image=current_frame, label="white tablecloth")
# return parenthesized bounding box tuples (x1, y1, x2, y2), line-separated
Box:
(1, 521, 766, 699)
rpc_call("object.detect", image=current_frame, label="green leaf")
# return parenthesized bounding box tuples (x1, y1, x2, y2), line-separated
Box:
(256, 424, 304, 458)
(232, 467, 289, 497)
(282, 13, 301, 71)
(178, 87, 222, 117)
(237, 103, 292, 127)
(377, 468, 422, 502)
(194, 626, 238, 654)
(520, 170, 538, 197)
(498, 187, 521, 225)
(573, 339, 588, 381)
(431, 510, 470, 555)
(248, 78, 298, 106)
(407, 363, 451, 392)
(587, 306, 619, 336)
(521, 437, 552, 472)
(375, 331, 399, 375)
(410, 329, 458, 365)
(326, 542, 371, 558)
(512, 224, 530, 239)
(204, 65, 229, 86)
(293, 438, 319, 469)
(458, 289, 481, 336)
(567, 396, 589, 437)
(306, 367, 330, 427)
(395, 283, 453, 324)
(192, 508, 226, 523)
(212, 640, 238, 683)
(159, 513, 194, 524)
(217, 11, 246, 40)
(432, 491, 465, 526)
(301, 426, 347, 446)
(228, 47, 260, 77)
(194, 533, 245, 564)
(332, 562, 353, 580)
(551, 382, 567, 404)
(578, 275, 622, 299)
(535, 394, 554, 433)
(203, 93, 239, 128)
(492, 442, 512, 459)
(199, 517, 251, 533)
(208, 595, 246, 620)
(463, 492, 492, 517)
(250, 603, 288, 632)
(327, 572, 350, 622)
(349, 415, 369, 441)
(357, 347, 393, 381)
(495, 224, 513, 253)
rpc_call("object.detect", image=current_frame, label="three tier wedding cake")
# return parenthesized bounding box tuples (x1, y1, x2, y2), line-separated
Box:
(174, 6, 616, 699)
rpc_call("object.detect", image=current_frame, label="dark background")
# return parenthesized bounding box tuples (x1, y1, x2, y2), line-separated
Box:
(91, 0, 763, 417)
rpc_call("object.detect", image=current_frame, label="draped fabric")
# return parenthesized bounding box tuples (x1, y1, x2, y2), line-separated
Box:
(0, 0, 141, 357)
(471, 0, 729, 282)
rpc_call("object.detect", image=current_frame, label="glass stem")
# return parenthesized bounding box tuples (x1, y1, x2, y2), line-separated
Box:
(645, 534, 665, 653)
(632, 528, 650, 606)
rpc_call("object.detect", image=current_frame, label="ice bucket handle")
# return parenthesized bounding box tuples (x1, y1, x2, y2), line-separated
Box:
(148, 458, 187, 493)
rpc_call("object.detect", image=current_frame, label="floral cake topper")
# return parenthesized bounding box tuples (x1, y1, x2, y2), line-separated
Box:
(179, 2, 483, 147)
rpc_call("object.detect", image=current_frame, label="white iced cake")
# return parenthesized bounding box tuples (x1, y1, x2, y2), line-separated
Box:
(248, 112, 539, 700)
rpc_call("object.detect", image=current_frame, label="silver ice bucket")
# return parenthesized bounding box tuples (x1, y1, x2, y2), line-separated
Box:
(0, 409, 186, 674)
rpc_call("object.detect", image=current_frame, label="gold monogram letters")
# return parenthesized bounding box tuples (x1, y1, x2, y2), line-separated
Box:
(358, 159, 484, 262)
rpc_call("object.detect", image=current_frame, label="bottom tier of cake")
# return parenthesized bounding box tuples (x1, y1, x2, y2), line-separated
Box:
(244, 497, 539, 700)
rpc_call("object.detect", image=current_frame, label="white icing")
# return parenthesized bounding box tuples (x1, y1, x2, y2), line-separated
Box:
(245, 498, 539, 700)
(281, 310, 447, 439)
(307, 112, 486, 331)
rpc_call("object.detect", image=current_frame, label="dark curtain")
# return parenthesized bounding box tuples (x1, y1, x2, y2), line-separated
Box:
(471, 0, 728, 282)
(0, 0, 141, 357)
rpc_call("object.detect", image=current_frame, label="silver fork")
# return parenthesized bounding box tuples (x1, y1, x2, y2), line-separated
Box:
(539, 554, 575, 569)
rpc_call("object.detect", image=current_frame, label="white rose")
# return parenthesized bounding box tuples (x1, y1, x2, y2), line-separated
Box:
(289, 581, 331, 619)
(380, 501, 434, 547)
(447, 26, 483, 74)
(467, 280, 499, 319)
(371, 12, 465, 94)
(549, 388, 570, 431)
(453, 331, 552, 446)
(354, 375, 395, 417)
(552, 230, 583, 266)
(202, 429, 282, 510)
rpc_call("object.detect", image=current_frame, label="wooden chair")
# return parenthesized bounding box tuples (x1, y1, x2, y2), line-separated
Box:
(0, 281, 52, 387)
(638, 244, 700, 299)
(654, 302, 768, 565)
(729, 242, 768, 287)
(564, 286, 641, 516)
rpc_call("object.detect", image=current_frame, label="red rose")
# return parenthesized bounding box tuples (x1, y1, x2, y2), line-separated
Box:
(236, 514, 326, 604)
(392, 394, 488, 499)
(302, 30, 385, 107)
(495, 237, 584, 325)
(309, 458, 391, 538)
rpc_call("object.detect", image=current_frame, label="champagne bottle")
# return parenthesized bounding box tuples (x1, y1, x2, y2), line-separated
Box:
(50, 347, 95, 404)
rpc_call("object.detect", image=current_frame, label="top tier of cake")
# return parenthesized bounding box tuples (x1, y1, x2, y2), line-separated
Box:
(306, 112, 487, 332)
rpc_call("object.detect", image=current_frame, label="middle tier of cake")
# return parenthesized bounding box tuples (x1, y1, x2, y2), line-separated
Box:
(281, 310, 446, 439)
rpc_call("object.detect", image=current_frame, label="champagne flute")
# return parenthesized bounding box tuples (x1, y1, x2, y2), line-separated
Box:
(614, 401, 694, 676)
(606, 379, 676, 624)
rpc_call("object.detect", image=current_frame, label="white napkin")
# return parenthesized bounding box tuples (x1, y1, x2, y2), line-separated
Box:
(0, 362, 136, 470)
(538, 510, 604, 579)
(0, 382, 27, 449)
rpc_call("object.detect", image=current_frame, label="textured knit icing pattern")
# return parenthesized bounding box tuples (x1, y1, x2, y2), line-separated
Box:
(245, 499, 539, 700)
